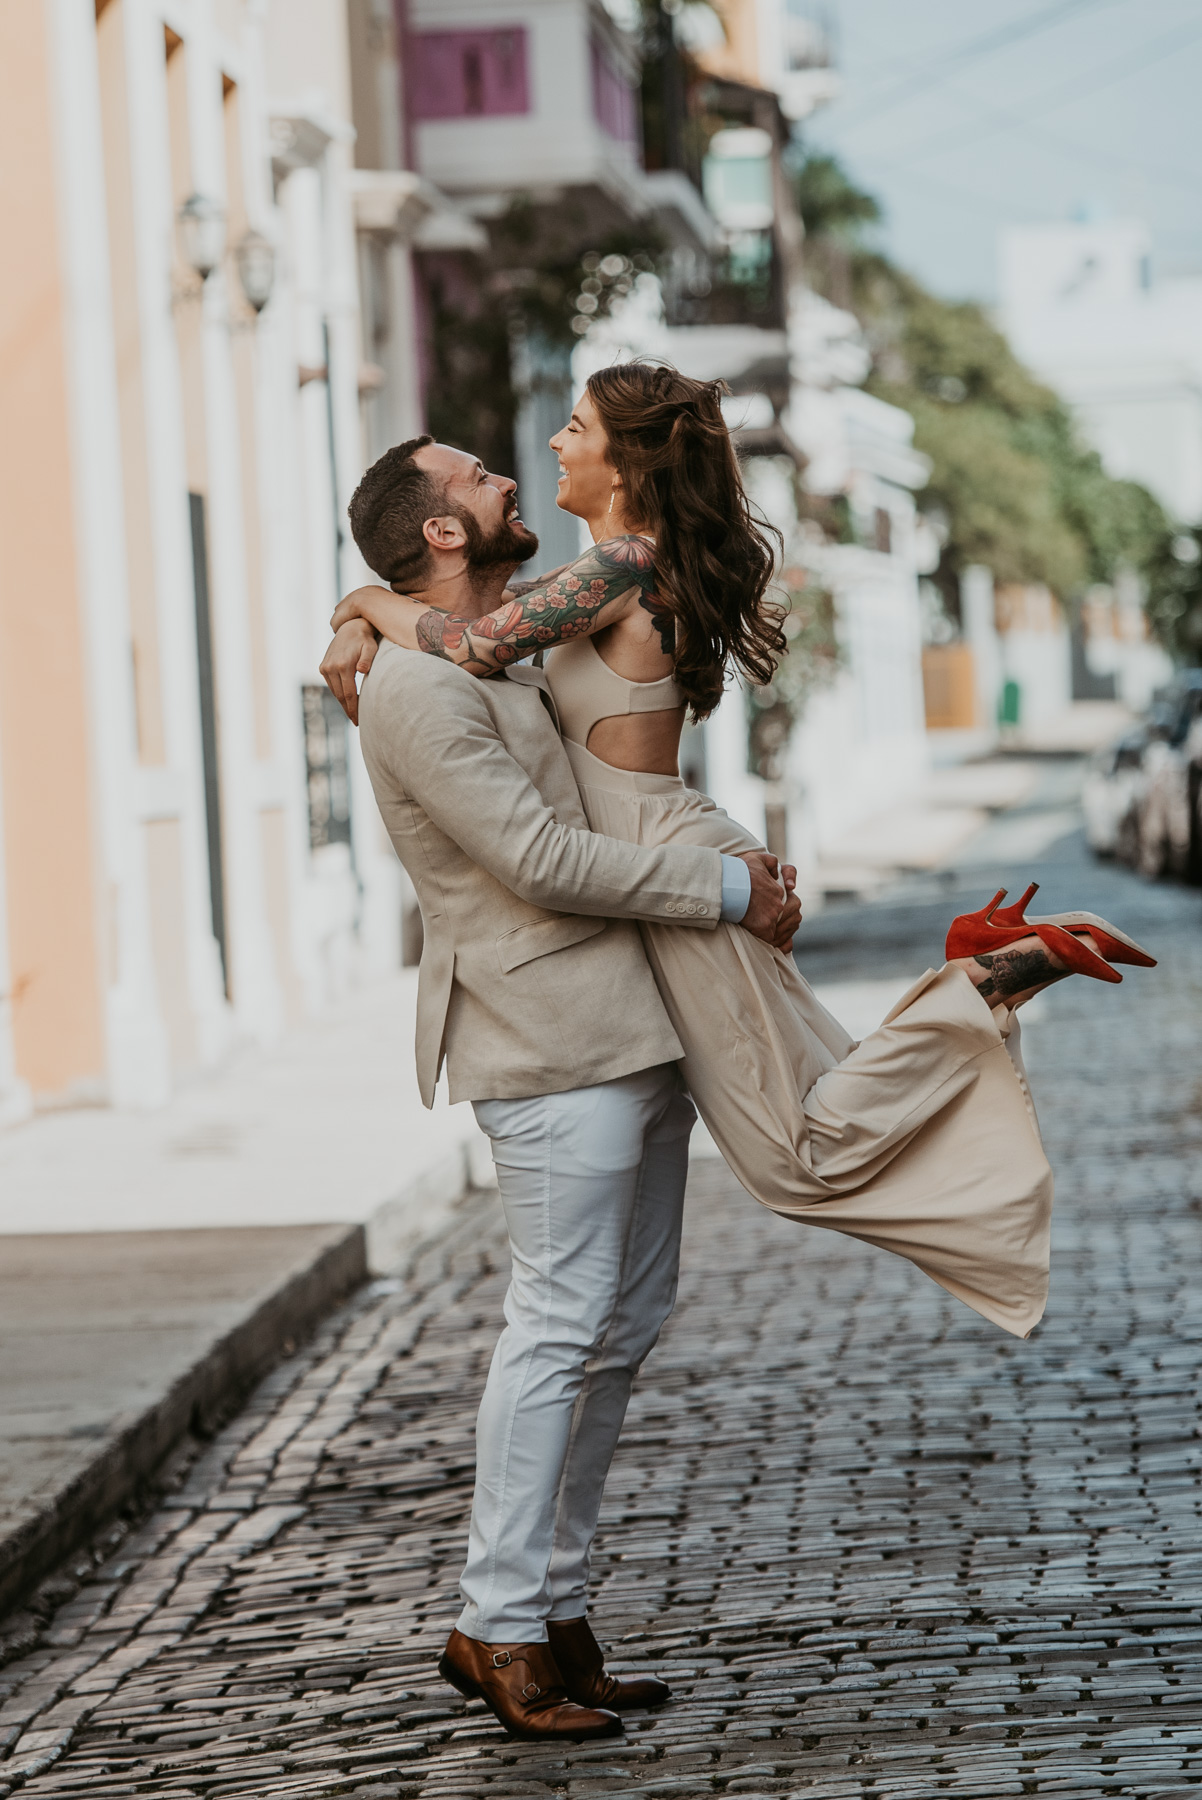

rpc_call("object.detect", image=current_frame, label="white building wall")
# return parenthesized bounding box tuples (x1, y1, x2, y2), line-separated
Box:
(783, 547, 928, 875)
(262, 32, 403, 1003)
(1000, 219, 1202, 524)
(698, 465, 929, 881)
(123, 0, 235, 1072)
(15, 0, 415, 1118)
(48, 0, 176, 1106)
(601, 284, 934, 880)
(702, 687, 771, 846)
(191, 60, 289, 1048)
(1001, 627, 1074, 732)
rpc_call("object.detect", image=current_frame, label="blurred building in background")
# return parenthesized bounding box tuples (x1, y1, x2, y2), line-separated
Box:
(1000, 218, 1202, 525)
(998, 217, 1183, 715)
(405, 0, 717, 569)
(691, 0, 840, 122)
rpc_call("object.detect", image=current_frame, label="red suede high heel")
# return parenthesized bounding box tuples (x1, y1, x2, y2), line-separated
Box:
(944, 888, 1122, 984)
(943, 889, 1008, 960)
(988, 882, 1156, 969)
(987, 884, 1039, 931)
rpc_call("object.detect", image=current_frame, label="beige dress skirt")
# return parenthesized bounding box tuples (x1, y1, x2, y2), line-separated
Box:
(562, 738, 1054, 1339)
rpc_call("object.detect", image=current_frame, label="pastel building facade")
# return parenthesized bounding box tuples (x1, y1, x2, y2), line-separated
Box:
(0, 0, 428, 1120)
(0, 0, 935, 1126)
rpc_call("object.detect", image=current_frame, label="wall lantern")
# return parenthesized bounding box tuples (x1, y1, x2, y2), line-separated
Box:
(234, 230, 276, 313)
(177, 193, 227, 279)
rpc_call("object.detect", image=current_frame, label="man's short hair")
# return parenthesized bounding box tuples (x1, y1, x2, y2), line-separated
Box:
(347, 434, 443, 588)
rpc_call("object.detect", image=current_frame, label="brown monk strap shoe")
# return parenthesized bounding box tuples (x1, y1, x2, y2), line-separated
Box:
(438, 1628, 623, 1740)
(546, 1615, 671, 1710)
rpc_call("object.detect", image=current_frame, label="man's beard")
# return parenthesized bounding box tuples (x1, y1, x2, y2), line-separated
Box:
(456, 504, 539, 574)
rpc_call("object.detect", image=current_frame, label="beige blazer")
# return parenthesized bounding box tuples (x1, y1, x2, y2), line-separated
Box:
(358, 644, 723, 1106)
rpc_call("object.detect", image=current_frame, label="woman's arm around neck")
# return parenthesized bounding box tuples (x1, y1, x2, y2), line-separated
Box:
(332, 536, 667, 677)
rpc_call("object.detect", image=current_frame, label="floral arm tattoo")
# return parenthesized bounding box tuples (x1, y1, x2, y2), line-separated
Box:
(503, 562, 571, 600)
(412, 536, 672, 675)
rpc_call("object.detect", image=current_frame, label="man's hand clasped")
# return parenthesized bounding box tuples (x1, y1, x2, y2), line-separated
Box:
(739, 851, 802, 952)
(318, 604, 802, 954)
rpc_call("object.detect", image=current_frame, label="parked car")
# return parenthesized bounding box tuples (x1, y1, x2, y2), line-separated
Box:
(1083, 728, 1151, 857)
(1084, 671, 1202, 882)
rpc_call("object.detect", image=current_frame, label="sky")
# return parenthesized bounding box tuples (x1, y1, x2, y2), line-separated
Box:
(802, 0, 1202, 303)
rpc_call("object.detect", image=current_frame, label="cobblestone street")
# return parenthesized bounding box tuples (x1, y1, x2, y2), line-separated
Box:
(3, 826, 1202, 1799)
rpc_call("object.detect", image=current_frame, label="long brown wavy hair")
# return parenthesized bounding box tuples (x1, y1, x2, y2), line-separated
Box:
(586, 361, 785, 718)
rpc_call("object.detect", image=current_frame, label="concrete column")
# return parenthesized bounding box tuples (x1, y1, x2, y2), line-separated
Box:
(185, 0, 286, 1043)
(123, 0, 233, 1066)
(234, 13, 335, 1017)
(324, 131, 407, 981)
(324, 137, 370, 602)
(46, 0, 172, 1105)
(249, 190, 333, 1014)
(703, 684, 768, 846)
(385, 243, 426, 441)
(276, 159, 364, 999)
(512, 328, 584, 569)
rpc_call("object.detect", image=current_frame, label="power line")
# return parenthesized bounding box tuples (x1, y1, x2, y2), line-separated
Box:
(840, 0, 1114, 112)
(833, 0, 1128, 131)
(861, 96, 1202, 199)
(1021, 121, 1201, 197)
(850, 159, 1058, 226)
(883, 167, 1200, 239)
(878, 19, 1202, 167)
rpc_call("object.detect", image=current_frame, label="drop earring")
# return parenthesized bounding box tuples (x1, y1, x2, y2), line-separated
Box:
(605, 482, 618, 530)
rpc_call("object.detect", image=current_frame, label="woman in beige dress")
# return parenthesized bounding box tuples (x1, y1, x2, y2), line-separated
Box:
(328, 363, 1153, 1340)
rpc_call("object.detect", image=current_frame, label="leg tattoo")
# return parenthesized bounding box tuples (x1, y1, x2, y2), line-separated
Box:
(973, 945, 1069, 1001)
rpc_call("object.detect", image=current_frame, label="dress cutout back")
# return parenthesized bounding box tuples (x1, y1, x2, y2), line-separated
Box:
(545, 635, 684, 750)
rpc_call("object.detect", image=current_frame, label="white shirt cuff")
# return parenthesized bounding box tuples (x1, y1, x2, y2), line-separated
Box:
(719, 854, 751, 924)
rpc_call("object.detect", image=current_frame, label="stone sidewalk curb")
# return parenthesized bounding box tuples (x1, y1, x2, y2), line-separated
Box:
(0, 1223, 367, 1625)
(0, 1201, 497, 1790)
(0, 1132, 485, 1630)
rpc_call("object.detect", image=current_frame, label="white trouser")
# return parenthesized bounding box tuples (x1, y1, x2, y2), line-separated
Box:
(458, 1063, 694, 1643)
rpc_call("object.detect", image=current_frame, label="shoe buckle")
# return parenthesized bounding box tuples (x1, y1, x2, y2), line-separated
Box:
(491, 1650, 512, 1668)
(521, 1681, 541, 1699)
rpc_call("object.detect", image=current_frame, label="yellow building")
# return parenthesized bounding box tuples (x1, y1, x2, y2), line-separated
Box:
(691, 0, 839, 120)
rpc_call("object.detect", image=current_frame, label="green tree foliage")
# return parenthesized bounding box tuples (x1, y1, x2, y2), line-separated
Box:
(794, 153, 1187, 650)
(1143, 527, 1202, 662)
(791, 151, 882, 240)
(747, 569, 842, 769)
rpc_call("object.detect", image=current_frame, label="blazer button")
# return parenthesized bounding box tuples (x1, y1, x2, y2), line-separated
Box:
(665, 902, 677, 913)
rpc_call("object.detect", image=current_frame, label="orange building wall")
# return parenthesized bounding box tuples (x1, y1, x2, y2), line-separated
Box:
(922, 644, 978, 731)
(97, 0, 167, 765)
(693, 0, 761, 87)
(0, 1, 107, 1095)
